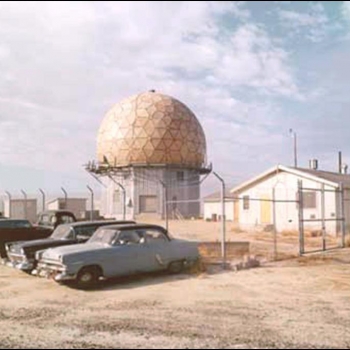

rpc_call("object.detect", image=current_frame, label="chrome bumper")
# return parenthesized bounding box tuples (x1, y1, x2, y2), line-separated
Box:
(34, 261, 76, 282)
(7, 253, 35, 271)
(16, 261, 35, 271)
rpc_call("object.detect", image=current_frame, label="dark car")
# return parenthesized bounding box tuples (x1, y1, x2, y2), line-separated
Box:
(0, 219, 52, 259)
(0, 219, 32, 228)
(35, 210, 77, 229)
(0, 210, 77, 259)
(6, 220, 135, 272)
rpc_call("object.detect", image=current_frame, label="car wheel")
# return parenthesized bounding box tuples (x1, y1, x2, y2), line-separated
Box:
(76, 267, 99, 288)
(168, 261, 184, 274)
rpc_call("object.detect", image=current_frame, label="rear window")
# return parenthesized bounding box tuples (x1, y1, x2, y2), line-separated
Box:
(0, 220, 31, 228)
(37, 214, 51, 226)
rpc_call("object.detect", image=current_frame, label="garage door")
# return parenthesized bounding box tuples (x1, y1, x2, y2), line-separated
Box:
(139, 196, 158, 213)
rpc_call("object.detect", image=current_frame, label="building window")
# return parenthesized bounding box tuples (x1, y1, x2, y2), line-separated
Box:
(177, 171, 184, 182)
(296, 192, 316, 209)
(243, 195, 250, 210)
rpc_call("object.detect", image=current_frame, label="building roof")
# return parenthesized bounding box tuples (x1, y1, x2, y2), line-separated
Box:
(231, 165, 350, 194)
(294, 167, 350, 188)
(203, 190, 235, 202)
(96, 91, 207, 170)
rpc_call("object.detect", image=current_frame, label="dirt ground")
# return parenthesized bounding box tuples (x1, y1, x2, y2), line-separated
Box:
(149, 219, 342, 261)
(1, 248, 350, 349)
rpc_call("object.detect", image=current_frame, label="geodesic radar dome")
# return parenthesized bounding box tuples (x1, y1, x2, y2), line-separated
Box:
(97, 91, 207, 169)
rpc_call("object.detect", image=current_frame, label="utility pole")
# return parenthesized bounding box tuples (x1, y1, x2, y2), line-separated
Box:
(289, 129, 297, 168)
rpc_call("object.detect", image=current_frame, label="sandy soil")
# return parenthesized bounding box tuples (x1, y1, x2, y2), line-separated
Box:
(1, 249, 350, 349)
(146, 219, 342, 261)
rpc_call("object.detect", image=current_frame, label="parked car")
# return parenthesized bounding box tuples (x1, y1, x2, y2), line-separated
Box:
(36, 210, 77, 229)
(0, 210, 77, 259)
(6, 220, 135, 272)
(35, 224, 199, 288)
(0, 219, 51, 258)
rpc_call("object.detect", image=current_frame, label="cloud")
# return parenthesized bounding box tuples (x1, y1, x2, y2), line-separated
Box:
(342, 1, 350, 20)
(0, 1, 303, 191)
(277, 2, 330, 42)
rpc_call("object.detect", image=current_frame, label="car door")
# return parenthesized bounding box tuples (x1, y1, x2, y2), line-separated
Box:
(142, 229, 172, 272)
(102, 230, 150, 278)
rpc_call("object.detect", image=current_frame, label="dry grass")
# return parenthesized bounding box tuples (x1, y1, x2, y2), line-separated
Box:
(280, 229, 299, 237)
(230, 226, 244, 233)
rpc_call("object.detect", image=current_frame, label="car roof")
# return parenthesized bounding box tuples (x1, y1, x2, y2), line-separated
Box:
(99, 223, 167, 232)
(0, 219, 30, 223)
(39, 210, 74, 214)
(61, 220, 135, 228)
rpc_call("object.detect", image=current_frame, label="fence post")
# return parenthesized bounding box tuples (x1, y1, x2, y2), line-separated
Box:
(5, 191, 11, 217)
(159, 180, 168, 232)
(340, 183, 346, 248)
(272, 188, 277, 260)
(87, 185, 94, 221)
(39, 188, 45, 212)
(61, 187, 68, 209)
(213, 172, 226, 269)
(298, 180, 304, 255)
(21, 189, 27, 220)
(321, 183, 326, 251)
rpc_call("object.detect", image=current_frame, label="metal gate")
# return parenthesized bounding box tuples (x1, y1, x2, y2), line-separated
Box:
(298, 180, 346, 255)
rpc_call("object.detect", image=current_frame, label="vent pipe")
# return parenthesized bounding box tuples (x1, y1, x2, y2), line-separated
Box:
(339, 151, 342, 174)
(309, 159, 318, 170)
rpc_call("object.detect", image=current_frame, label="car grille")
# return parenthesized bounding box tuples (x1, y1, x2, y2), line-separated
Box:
(37, 260, 65, 272)
(7, 253, 25, 263)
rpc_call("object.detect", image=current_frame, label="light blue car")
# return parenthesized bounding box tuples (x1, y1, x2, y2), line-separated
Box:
(35, 223, 199, 288)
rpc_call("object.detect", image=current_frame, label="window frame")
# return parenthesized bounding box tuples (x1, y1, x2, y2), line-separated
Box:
(243, 195, 250, 210)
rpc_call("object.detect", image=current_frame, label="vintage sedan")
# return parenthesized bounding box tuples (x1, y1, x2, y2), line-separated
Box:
(36, 224, 199, 288)
(6, 220, 134, 272)
(0, 219, 52, 259)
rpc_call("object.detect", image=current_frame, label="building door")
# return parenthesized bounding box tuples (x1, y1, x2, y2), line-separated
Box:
(260, 194, 271, 224)
(139, 195, 157, 213)
(234, 199, 240, 223)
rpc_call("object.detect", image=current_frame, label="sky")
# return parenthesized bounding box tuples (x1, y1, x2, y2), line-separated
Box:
(1, 1, 350, 197)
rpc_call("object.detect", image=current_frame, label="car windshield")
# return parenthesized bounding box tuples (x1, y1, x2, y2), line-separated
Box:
(88, 228, 117, 244)
(50, 226, 74, 239)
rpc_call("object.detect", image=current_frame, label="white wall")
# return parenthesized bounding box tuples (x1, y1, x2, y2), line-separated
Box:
(48, 198, 87, 219)
(4, 199, 38, 222)
(236, 171, 338, 234)
(203, 201, 234, 221)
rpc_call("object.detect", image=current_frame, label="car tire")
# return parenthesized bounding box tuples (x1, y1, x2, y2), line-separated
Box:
(76, 266, 100, 288)
(168, 261, 184, 274)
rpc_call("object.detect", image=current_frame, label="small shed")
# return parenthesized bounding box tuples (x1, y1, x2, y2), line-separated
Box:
(203, 191, 235, 221)
(47, 198, 87, 219)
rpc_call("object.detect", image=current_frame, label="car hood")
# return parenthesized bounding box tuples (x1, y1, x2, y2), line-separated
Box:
(42, 242, 109, 261)
(11, 238, 58, 249)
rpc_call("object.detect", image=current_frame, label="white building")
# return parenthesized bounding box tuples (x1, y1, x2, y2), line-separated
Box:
(204, 165, 350, 234)
(3, 198, 37, 222)
(47, 198, 87, 219)
(203, 191, 235, 221)
(230, 165, 350, 234)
